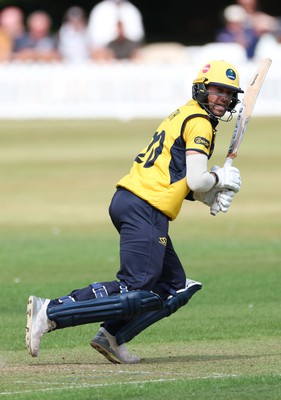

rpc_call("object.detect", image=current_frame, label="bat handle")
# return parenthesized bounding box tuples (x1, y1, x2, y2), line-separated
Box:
(210, 157, 234, 216)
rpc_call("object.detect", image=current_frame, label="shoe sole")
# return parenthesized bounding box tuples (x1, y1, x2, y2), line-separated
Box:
(25, 295, 37, 357)
(90, 340, 122, 364)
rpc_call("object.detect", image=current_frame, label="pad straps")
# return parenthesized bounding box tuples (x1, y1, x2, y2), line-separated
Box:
(90, 283, 108, 298)
(90, 281, 127, 298)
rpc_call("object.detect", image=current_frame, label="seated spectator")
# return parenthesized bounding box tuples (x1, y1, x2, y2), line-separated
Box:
(13, 10, 60, 62)
(0, 6, 25, 61)
(106, 20, 141, 61)
(58, 6, 91, 63)
(216, 5, 259, 59)
(87, 0, 144, 58)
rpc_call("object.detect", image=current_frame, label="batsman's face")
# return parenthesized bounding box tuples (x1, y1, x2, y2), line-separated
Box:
(207, 85, 236, 117)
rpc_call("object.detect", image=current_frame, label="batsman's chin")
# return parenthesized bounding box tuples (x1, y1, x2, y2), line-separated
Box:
(212, 105, 227, 116)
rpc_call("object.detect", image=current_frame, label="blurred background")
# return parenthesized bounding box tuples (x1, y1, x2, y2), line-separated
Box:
(0, 0, 280, 119)
(0, 0, 280, 45)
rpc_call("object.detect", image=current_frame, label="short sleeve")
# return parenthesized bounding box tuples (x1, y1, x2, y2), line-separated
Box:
(183, 116, 214, 157)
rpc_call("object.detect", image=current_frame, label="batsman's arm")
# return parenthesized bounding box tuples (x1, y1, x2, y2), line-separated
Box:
(186, 153, 217, 193)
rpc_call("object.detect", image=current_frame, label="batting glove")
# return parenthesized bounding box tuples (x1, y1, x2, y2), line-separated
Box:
(211, 165, 241, 193)
(217, 190, 235, 213)
(193, 186, 220, 207)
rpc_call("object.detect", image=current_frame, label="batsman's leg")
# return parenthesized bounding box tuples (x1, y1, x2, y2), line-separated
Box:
(25, 287, 163, 357)
(88, 187, 170, 364)
(111, 238, 201, 347)
(115, 279, 202, 346)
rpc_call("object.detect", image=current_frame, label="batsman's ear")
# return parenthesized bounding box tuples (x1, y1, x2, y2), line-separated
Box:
(192, 78, 209, 104)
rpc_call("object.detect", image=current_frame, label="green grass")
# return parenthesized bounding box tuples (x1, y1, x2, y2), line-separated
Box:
(0, 118, 280, 399)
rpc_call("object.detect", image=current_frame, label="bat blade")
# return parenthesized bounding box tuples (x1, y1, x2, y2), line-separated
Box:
(227, 58, 272, 160)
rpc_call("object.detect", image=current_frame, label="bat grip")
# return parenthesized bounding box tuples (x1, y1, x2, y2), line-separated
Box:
(210, 157, 233, 216)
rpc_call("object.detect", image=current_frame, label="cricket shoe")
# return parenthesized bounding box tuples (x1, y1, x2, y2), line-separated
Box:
(90, 327, 141, 364)
(182, 278, 203, 293)
(25, 295, 56, 357)
(166, 278, 202, 300)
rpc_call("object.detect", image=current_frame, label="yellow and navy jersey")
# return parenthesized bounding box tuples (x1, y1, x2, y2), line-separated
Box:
(117, 100, 218, 220)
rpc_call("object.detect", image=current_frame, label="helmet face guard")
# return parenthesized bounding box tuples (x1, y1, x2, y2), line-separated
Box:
(192, 60, 244, 120)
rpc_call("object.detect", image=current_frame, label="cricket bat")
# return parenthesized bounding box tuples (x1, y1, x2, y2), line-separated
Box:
(210, 58, 272, 216)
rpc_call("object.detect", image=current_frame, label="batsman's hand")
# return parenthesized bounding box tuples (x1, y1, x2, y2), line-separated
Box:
(216, 190, 235, 213)
(193, 186, 220, 207)
(194, 187, 236, 214)
(211, 165, 241, 193)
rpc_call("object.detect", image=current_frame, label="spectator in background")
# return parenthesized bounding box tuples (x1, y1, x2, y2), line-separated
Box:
(13, 10, 60, 62)
(236, 0, 278, 38)
(0, 6, 25, 61)
(87, 0, 144, 59)
(106, 20, 141, 61)
(58, 6, 91, 63)
(216, 5, 259, 59)
(254, 19, 281, 61)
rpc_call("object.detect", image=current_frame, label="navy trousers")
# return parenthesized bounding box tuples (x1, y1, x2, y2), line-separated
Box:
(102, 188, 187, 335)
(110, 188, 186, 296)
(66, 188, 187, 335)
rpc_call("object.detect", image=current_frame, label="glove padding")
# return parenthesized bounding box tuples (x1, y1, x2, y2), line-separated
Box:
(216, 190, 235, 213)
(211, 165, 241, 193)
(194, 188, 236, 213)
(193, 186, 220, 207)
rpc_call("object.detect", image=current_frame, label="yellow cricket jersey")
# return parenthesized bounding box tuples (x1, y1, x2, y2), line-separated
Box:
(117, 100, 218, 220)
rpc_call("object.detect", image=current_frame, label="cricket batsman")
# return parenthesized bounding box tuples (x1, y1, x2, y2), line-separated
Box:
(26, 60, 243, 364)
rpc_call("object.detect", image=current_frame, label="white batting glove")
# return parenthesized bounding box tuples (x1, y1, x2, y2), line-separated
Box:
(193, 186, 220, 207)
(211, 165, 241, 193)
(217, 190, 235, 213)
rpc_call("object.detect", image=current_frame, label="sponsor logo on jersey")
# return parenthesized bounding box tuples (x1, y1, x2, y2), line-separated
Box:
(159, 237, 167, 246)
(168, 109, 180, 121)
(194, 136, 210, 149)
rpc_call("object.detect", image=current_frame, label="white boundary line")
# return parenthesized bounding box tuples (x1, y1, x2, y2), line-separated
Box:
(0, 375, 240, 396)
(2, 373, 280, 396)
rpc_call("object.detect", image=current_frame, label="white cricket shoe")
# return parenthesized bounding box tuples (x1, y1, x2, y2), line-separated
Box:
(25, 295, 56, 357)
(183, 278, 203, 292)
(90, 327, 141, 364)
(167, 279, 202, 299)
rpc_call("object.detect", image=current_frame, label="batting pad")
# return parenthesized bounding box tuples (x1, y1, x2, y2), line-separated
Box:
(47, 291, 163, 329)
(116, 280, 202, 345)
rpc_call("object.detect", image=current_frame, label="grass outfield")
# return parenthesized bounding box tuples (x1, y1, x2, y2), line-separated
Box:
(0, 118, 280, 399)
